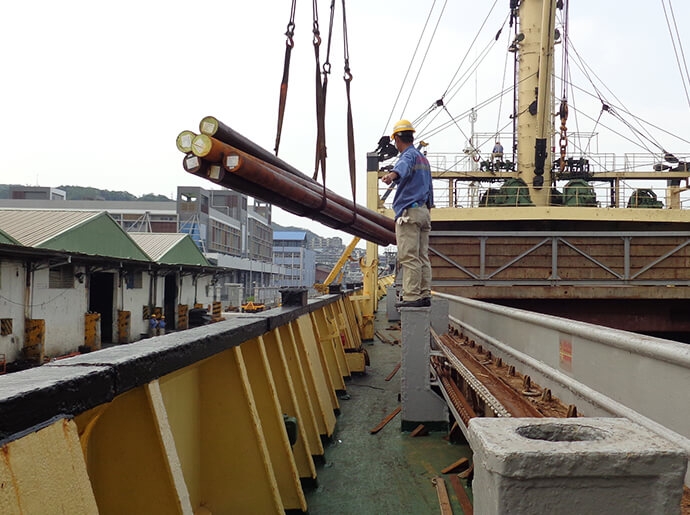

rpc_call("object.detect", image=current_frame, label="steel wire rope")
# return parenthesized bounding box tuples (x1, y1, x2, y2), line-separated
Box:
(383, 6, 508, 160)
(430, 117, 516, 180)
(417, 72, 537, 143)
(440, 28, 503, 107)
(495, 35, 511, 140)
(399, 0, 449, 118)
(565, 35, 665, 152)
(380, 1, 440, 137)
(413, 25, 509, 145)
(441, 2, 503, 100)
(661, 0, 690, 112)
(563, 103, 670, 160)
(555, 2, 571, 171)
(559, 1, 570, 101)
(399, 6, 506, 148)
(554, 18, 596, 160)
(562, 46, 587, 156)
(551, 128, 613, 174)
(563, 61, 658, 156)
(417, 53, 502, 143)
(558, 77, 690, 149)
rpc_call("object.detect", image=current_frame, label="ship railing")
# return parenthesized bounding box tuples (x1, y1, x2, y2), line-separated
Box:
(424, 149, 690, 176)
(379, 166, 689, 210)
(624, 152, 690, 172)
(424, 151, 690, 176)
(378, 181, 681, 210)
(0, 289, 372, 514)
(436, 292, 690, 486)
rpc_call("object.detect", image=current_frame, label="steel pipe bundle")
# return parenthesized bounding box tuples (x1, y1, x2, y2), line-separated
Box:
(177, 117, 395, 246)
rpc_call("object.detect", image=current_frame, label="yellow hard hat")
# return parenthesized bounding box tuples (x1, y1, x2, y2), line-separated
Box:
(391, 119, 415, 139)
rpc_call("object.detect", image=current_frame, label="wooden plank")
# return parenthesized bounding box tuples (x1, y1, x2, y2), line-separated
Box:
(431, 477, 454, 515)
(441, 457, 469, 474)
(410, 424, 429, 437)
(458, 463, 474, 480)
(449, 474, 473, 515)
(384, 362, 401, 381)
(369, 406, 401, 434)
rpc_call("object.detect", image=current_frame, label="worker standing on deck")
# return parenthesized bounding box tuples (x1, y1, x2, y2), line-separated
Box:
(491, 141, 504, 162)
(381, 119, 433, 308)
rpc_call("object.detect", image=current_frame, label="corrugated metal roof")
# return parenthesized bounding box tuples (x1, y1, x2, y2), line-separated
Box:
(0, 208, 152, 261)
(0, 229, 19, 245)
(128, 232, 188, 261)
(128, 233, 208, 266)
(0, 209, 102, 247)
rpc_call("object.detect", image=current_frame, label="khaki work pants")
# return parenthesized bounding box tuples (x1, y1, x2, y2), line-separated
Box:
(395, 206, 432, 301)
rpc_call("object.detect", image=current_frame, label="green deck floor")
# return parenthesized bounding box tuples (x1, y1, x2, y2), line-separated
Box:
(304, 305, 473, 514)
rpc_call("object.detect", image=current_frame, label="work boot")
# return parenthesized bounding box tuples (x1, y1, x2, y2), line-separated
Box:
(395, 297, 431, 308)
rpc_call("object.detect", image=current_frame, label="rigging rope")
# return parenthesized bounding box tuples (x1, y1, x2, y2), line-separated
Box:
(273, 0, 297, 156)
(312, 0, 328, 183)
(341, 0, 358, 225)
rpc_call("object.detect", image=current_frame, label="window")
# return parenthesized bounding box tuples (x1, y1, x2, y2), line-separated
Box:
(126, 271, 143, 289)
(49, 264, 75, 289)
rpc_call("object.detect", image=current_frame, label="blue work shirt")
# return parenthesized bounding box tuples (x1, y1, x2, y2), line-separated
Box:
(391, 145, 433, 219)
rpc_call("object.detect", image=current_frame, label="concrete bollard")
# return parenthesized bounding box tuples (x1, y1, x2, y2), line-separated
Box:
(386, 285, 400, 322)
(468, 417, 687, 515)
(429, 296, 448, 349)
(400, 305, 448, 431)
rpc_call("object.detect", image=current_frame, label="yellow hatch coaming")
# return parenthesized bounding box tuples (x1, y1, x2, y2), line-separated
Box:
(382, 206, 690, 225)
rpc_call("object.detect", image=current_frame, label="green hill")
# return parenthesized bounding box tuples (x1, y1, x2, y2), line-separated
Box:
(0, 184, 171, 201)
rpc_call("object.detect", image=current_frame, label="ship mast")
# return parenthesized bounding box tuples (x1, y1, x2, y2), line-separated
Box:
(516, 0, 558, 206)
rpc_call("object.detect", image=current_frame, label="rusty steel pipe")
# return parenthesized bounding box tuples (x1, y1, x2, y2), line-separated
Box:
(222, 151, 395, 246)
(190, 133, 396, 237)
(192, 116, 396, 245)
(183, 154, 316, 219)
(198, 117, 382, 221)
(199, 116, 310, 181)
(183, 154, 395, 245)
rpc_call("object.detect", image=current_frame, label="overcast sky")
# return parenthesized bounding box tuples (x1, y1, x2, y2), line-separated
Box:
(2, 1, 689, 243)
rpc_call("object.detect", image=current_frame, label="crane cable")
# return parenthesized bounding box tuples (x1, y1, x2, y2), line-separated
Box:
(380, 1, 441, 137)
(414, 9, 507, 148)
(565, 36, 666, 153)
(399, 0, 449, 118)
(661, 0, 690, 113)
(558, 0, 569, 173)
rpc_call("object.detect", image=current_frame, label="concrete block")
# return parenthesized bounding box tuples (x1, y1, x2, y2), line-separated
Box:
(400, 306, 448, 430)
(468, 417, 687, 515)
(429, 297, 449, 347)
(386, 286, 400, 322)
